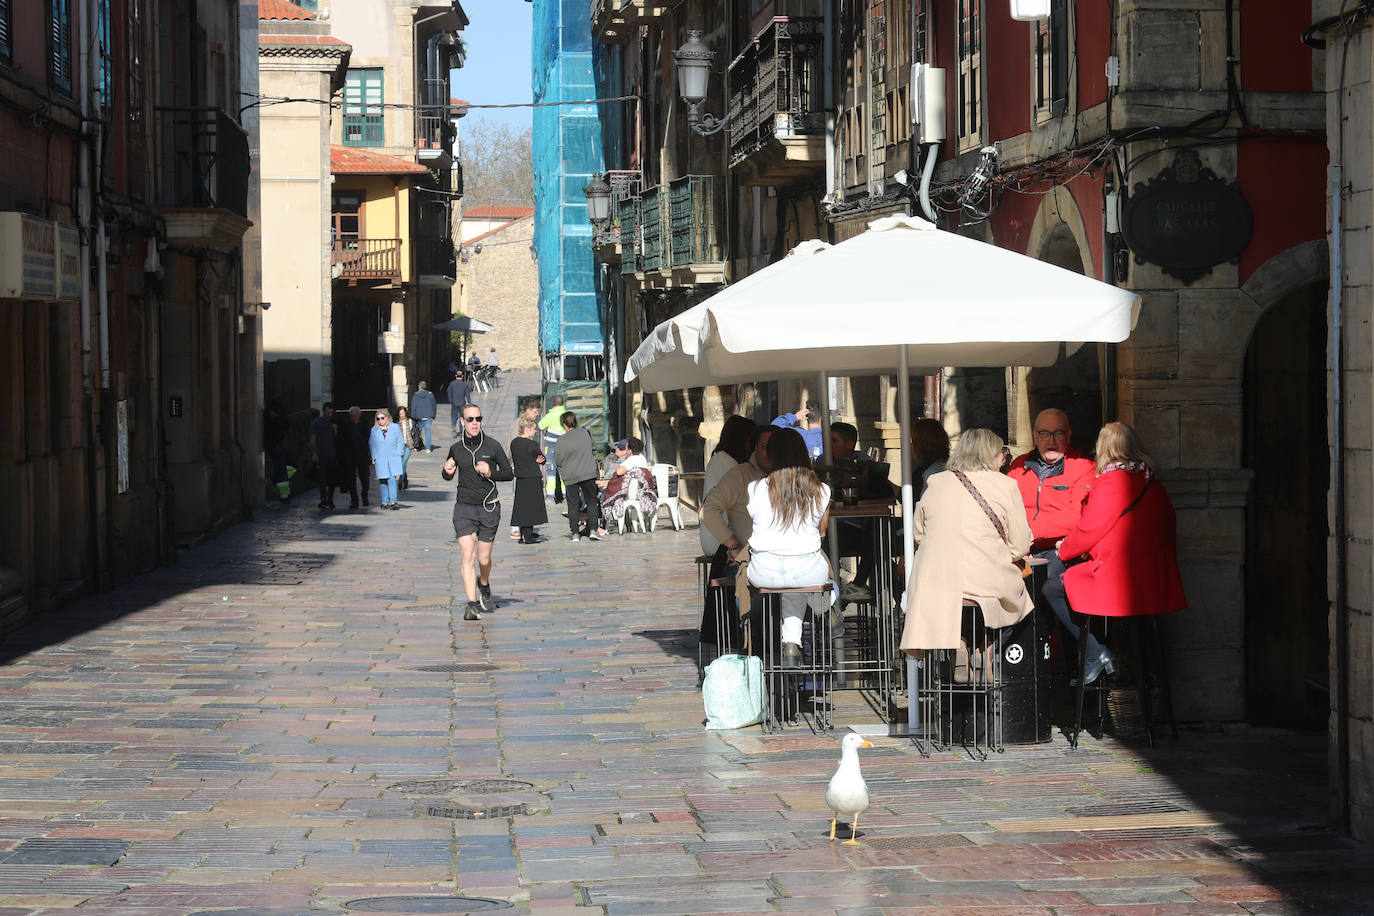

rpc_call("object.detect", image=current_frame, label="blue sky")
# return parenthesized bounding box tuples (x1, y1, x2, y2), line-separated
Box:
(452, 0, 534, 131)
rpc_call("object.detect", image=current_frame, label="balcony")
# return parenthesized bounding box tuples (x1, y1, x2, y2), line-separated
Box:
(416, 237, 457, 287)
(617, 195, 639, 276)
(416, 79, 456, 160)
(593, 169, 644, 255)
(728, 18, 825, 186)
(591, 0, 632, 43)
(156, 107, 252, 249)
(333, 238, 403, 282)
(624, 175, 723, 287)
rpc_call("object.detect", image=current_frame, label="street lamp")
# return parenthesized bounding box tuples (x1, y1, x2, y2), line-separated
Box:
(583, 174, 613, 226)
(674, 30, 729, 136)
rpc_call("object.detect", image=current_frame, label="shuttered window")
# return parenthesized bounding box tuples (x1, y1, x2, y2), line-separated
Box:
(0, 0, 12, 66)
(49, 0, 73, 96)
(343, 68, 384, 147)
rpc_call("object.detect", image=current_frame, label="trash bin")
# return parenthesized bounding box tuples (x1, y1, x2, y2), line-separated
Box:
(998, 606, 1053, 744)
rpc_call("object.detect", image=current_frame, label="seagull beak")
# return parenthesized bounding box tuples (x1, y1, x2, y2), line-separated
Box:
(860, 740, 873, 747)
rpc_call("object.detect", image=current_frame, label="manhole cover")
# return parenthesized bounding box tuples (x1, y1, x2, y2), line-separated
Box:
(411, 664, 498, 673)
(344, 898, 509, 914)
(862, 834, 976, 850)
(390, 778, 535, 795)
(428, 803, 529, 819)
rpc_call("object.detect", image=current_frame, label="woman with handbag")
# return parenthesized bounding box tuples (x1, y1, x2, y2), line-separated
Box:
(900, 428, 1034, 657)
(1054, 422, 1186, 682)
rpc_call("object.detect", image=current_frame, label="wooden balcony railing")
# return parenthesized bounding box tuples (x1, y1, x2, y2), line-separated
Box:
(333, 238, 402, 281)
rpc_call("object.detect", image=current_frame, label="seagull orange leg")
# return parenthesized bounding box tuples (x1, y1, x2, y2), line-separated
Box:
(842, 812, 861, 845)
(829, 814, 838, 841)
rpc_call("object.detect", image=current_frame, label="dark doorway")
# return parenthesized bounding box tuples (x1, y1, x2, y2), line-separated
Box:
(1243, 283, 1329, 728)
(332, 297, 389, 409)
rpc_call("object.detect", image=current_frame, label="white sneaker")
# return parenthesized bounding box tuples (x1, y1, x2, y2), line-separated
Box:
(570, 534, 581, 543)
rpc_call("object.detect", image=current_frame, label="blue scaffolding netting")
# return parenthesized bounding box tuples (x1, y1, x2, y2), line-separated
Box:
(532, 0, 604, 362)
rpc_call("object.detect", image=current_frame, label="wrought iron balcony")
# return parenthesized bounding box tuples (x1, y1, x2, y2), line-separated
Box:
(417, 79, 456, 156)
(593, 169, 644, 248)
(727, 18, 824, 183)
(416, 237, 457, 285)
(625, 175, 723, 283)
(617, 195, 639, 276)
(333, 237, 402, 282)
(156, 107, 250, 217)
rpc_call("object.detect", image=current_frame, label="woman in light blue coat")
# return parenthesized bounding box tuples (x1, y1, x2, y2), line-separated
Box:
(369, 409, 407, 509)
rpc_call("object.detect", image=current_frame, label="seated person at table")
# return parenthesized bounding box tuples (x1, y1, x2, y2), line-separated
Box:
(772, 400, 824, 462)
(601, 437, 657, 528)
(912, 418, 951, 498)
(900, 429, 1034, 662)
(743, 428, 835, 667)
(1006, 408, 1110, 679)
(829, 422, 872, 463)
(704, 426, 777, 651)
(1056, 422, 1186, 683)
(700, 416, 758, 558)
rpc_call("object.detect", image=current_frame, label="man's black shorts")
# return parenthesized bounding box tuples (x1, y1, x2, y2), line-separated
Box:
(453, 499, 501, 542)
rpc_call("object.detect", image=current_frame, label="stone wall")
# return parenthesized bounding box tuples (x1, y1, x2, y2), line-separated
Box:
(455, 217, 540, 370)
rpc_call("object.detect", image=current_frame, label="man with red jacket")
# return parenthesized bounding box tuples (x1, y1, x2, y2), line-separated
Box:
(1007, 408, 1114, 682)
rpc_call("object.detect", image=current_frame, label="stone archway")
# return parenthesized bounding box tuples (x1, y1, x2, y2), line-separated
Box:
(1239, 239, 1330, 727)
(1012, 188, 1102, 454)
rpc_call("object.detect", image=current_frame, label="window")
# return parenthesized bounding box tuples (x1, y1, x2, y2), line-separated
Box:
(49, 0, 72, 96)
(955, 0, 982, 152)
(1034, 0, 1069, 122)
(1, 0, 12, 66)
(96, 0, 111, 114)
(291, 0, 319, 10)
(332, 193, 362, 246)
(343, 68, 384, 147)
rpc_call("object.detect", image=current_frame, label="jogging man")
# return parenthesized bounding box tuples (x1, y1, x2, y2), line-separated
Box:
(442, 404, 514, 620)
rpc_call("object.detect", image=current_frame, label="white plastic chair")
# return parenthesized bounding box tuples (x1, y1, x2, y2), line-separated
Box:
(618, 473, 648, 533)
(650, 463, 684, 531)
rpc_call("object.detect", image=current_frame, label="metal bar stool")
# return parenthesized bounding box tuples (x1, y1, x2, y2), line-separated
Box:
(694, 555, 740, 683)
(757, 584, 835, 734)
(1070, 614, 1178, 748)
(911, 601, 1004, 759)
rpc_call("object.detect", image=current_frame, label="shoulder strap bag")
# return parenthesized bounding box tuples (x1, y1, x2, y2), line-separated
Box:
(952, 470, 1032, 578)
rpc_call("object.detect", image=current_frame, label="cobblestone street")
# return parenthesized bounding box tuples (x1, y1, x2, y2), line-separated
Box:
(0, 371, 1369, 915)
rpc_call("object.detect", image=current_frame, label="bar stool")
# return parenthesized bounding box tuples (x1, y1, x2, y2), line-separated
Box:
(912, 601, 1004, 759)
(694, 555, 739, 683)
(1070, 612, 1178, 748)
(757, 584, 835, 733)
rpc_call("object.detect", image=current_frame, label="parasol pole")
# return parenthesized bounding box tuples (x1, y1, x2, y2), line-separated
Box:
(899, 345, 918, 733)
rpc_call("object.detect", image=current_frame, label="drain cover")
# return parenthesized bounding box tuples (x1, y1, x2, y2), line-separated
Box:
(390, 778, 535, 795)
(411, 664, 498, 673)
(862, 834, 975, 850)
(344, 898, 509, 913)
(404, 605, 463, 611)
(428, 803, 529, 819)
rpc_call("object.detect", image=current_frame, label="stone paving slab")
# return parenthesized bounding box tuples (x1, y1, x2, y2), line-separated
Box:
(0, 369, 1369, 913)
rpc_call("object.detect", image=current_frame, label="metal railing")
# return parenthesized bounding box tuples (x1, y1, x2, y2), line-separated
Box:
(617, 195, 639, 275)
(332, 238, 402, 280)
(416, 237, 456, 280)
(728, 17, 824, 168)
(640, 186, 664, 272)
(594, 169, 644, 247)
(155, 107, 250, 217)
(417, 79, 455, 151)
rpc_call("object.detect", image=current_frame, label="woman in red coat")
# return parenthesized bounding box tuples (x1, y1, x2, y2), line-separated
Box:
(1057, 422, 1187, 682)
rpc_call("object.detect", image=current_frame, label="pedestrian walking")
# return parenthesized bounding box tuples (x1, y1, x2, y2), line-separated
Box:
(411, 381, 437, 452)
(553, 411, 604, 541)
(395, 406, 415, 489)
(337, 406, 371, 508)
(538, 394, 568, 501)
(442, 404, 514, 620)
(369, 409, 407, 510)
(510, 397, 542, 539)
(309, 402, 339, 509)
(510, 416, 548, 544)
(448, 370, 472, 436)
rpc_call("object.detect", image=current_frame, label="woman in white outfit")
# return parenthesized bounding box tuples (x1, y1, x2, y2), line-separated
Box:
(743, 427, 835, 666)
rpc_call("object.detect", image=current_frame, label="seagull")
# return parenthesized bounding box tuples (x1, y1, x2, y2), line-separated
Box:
(825, 732, 873, 845)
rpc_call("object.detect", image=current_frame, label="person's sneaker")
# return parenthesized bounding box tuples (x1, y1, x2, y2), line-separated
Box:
(588, 529, 605, 541)
(570, 534, 581, 543)
(781, 643, 803, 668)
(477, 581, 495, 611)
(463, 602, 482, 621)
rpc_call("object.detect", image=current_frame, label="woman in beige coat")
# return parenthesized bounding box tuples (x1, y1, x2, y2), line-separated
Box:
(900, 428, 1034, 652)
